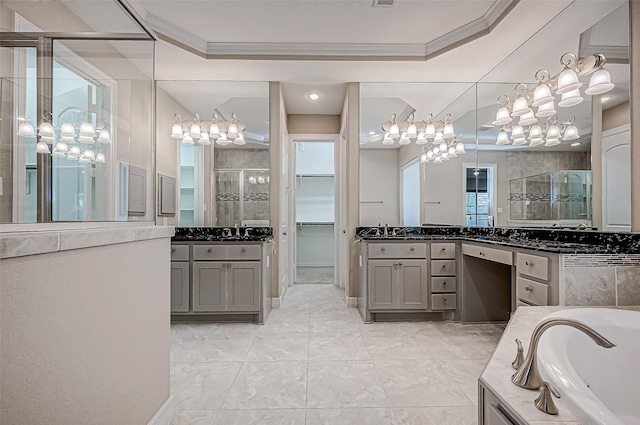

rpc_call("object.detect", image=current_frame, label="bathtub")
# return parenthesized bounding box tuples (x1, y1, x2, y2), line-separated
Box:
(537, 308, 640, 425)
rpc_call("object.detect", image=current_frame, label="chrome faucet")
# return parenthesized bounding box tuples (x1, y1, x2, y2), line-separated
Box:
(234, 223, 239, 236)
(577, 223, 588, 230)
(384, 223, 389, 236)
(244, 227, 252, 238)
(222, 228, 232, 238)
(512, 318, 615, 390)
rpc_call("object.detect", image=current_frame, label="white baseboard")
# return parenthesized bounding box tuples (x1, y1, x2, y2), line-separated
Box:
(147, 395, 175, 425)
(272, 296, 283, 308)
(345, 296, 357, 307)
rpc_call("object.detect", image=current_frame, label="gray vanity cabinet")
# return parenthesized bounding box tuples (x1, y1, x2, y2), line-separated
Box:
(192, 262, 226, 312)
(227, 261, 260, 311)
(368, 260, 396, 310)
(398, 260, 429, 309)
(170, 262, 190, 312)
(368, 259, 428, 310)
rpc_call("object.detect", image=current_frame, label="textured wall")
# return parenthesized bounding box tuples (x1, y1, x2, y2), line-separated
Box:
(0, 238, 171, 425)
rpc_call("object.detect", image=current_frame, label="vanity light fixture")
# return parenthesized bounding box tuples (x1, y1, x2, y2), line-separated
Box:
(170, 112, 247, 147)
(381, 112, 456, 146)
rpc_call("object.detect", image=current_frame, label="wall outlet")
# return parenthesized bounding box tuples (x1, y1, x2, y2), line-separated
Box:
(497, 207, 503, 213)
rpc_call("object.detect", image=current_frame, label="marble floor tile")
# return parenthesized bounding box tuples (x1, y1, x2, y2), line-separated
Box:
(207, 323, 261, 336)
(171, 363, 241, 410)
(172, 410, 218, 425)
(245, 333, 309, 361)
(305, 408, 397, 425)
(310, 299, 349, 314)
(222, 362, 307, 409)
(309, 313, 359, 334)
(259, 319, 311, 334)
(278, 300, 311, 314)
(374, 360, 473, 407)
(306, 361, 389, 408)
(362, 336, 432, 360)
(213, 409, 305, 425)
(393, 406, 477, 425)
(428, 334, 498, 360)
(296, 267, 334, 284)
(308, 332, 370, 360)
(180, 335, 255, 362)
(438, 358, 489, 405)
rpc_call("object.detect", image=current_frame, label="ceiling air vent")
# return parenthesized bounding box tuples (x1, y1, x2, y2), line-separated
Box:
(372, 0, 396, 8)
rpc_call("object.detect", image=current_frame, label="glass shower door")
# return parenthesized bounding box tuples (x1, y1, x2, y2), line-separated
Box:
(215, 170, 241, 227)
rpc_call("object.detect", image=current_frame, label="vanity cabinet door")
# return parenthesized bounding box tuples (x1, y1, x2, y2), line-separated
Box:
(170, 261, 190, 313)
(398, 260, 428, 309)
(368, 260, 397, 310)
(227, 261, 260, 312)
(193, 262, 226, 312)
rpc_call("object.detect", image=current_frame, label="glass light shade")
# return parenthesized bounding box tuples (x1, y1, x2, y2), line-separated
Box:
(406, 123, 417, 137)
(215, 133, 228, 145)
(439, 141, 447, 152)
(433, 157, 443, 164)
(443, 123, 455, 139)
(424, 123, 436, 138)
(257, 176, 265, 184)
(82, 149, 96, 161)
(427, 150, 434, 158)
(529, 138, 544, 147)
(36, 141, 51, 154)
(496, 130, 510, 145)
(399, 132, 410, 145)
(97, 129, 111, 143)
(546, 125, 561, 139)
(388, 123, 400, 138)
(562, 125, 579, 140)
(17, 121, 36, 137)
(78, 155, 91, 163)
(558, 89, 583, 107)
(511, 96, 530, 116)
(529, 124, 543, 139)
(493, 106, 512, 125)
(535, 100, 556, 117)
(511, 125, 525, 139)
(416, 132, 427, 144)
(66, 154, 79, 161)
(68, 145, 82, 158)
(39, 121, 55, 137)
(455, 142, 465, 154)
(182, 133, 194, 145)
(512, 137, 527, 146)
(441, 153, 450, 161)
(433, 146, 440, 154)
(79, 122, 96, 137)
(434, 132, 444, 143)
(544, 138, 561, 147)
(199, 132, 211, 145)
(233, 133, 246, 145)
(60, 135, 75, 143)
(171, 123, 184, 138)
(53, 141, 69, 154)
(209, 123, 220, 138)
(78, 135, 95, 144)
(448, 146, 457, 157)
(60, 122, 76, 137)
(40, 135, 56, 144)
(518, 110, 537, 126)
(227, 123, 239, 139)
(382, 132, 394, 145)
(51, 150, 66, 158)
(584, 68, 615, 95)
(189, 123, 201, 139)
(420, 153, 427, 163)
(532, 83, 554, 107)
(95, 152, 106, 163)
(556, 68, 582, 94)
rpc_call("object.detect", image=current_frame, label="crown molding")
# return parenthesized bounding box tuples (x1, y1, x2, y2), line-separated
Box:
(579, 27, 630, 64)
(146, 0, 519, 61)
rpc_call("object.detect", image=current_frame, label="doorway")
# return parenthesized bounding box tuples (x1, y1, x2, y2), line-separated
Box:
(293, 140, 336, 285)
(464, 164, 496, 226)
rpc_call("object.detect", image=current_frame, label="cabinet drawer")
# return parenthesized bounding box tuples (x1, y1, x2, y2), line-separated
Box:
(227, 245, 261, 260)
(171, 244, 189, 261)
(431, 243, 456, 259)
(431, 277, 456, 293)
(431, 260, 456, 276)
(432, 294, 456, 310)
(193, 245, 227, 260)
(368, 244, 399, 259)
(516, 277, 548, 306)
(517, 253, 549, 281)
(461, 243, 512, 265)
(397, 243, 427, 258)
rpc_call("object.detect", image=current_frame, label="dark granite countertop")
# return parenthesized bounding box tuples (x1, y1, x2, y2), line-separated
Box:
(356, 226, 640, 254)
(172, 227, 273, 242)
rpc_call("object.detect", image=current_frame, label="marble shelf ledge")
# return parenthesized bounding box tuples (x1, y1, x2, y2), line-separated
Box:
(0, 224, 175, 259)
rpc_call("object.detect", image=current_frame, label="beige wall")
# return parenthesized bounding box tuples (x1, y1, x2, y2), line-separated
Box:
(632, 0, 640, 231)
(603, 101, 630, 132)
(0, 238, 171, 425)
(344, 83, 360, 297)
(360, 149, 400, 226)
(286, 114, 340, 134)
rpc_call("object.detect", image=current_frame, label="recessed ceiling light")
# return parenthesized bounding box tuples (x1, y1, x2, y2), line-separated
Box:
(481, 124, 495, 129)
(306, 92, 321, 101)
(601, 96, 611, 103)
(571, 142, 581, 147)
(369, 131, 376, 135)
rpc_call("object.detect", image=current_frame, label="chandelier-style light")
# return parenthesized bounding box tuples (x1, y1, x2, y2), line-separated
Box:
(490, 52, 613, 149)
(170, 112, 246, 146)
(16, 111, 111, 164)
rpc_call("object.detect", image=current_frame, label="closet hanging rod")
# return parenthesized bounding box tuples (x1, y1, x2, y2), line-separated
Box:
(296, 222, 335, 226)
(360, 201, 384, 204)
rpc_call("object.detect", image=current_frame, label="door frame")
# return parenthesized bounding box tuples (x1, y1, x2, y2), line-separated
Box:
(462, 162, 497, 226)
(288, 134, 345, 288)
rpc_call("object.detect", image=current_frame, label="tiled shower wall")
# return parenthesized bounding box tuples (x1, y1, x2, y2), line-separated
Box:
(562, 254, 640, 306)
(214, 148, 269, 169)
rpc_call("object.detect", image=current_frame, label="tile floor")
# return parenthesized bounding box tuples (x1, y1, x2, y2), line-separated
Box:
(295, 267, 335, 284)
(170, 284, 504, 425)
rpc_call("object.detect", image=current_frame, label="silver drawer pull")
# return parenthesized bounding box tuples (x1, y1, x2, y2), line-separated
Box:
(525, 286, 533, 292)
(207, 248, 212, 253)
(479, 251, 485, 256)
(241, 248, 246, 253)
(171, 248, 175, 253)
(525, 261, 533, 266)
(410, 247, 415, 252)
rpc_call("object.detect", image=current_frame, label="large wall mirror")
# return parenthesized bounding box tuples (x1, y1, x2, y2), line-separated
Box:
(359, 0, 631, 232)
(156, 81, 269, 227)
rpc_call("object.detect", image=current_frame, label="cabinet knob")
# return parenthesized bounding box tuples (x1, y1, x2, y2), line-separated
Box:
(525, 261, 533, 266)
(442, 264, 447, 269)
(241, 248, 246, 253)
(399, 262, 403, 267)
(381, 247, 386, 252)
(443, 298, 447, 303)
(525, 286, 533, 292)
(410, 247, 415, 252)
(171, 248, 175, 253)
(441, 247, 446, 251)
(443, 281, 447, 286)
(479, 251, 485, 256)
(207, 248, 212, 253)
